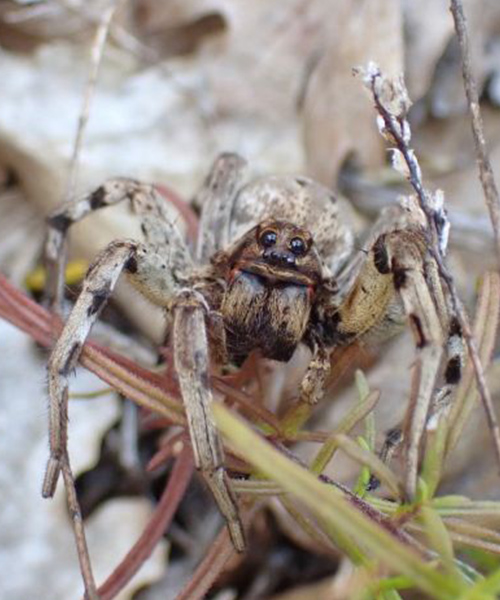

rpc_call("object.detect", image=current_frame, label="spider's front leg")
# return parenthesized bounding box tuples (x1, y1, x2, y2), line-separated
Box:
(173, 289, 245, 551)
(42, 239, 141, 599)
(43, 179, 194, 495)
(42, 240, 139, 497)
(322, 225, 453, 498)
(381, 231, 447, 498)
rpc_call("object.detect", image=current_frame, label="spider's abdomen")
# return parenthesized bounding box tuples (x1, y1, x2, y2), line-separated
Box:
(221, 271, 311, 365)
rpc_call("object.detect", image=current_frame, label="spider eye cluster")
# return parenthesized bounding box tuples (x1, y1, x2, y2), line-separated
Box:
(260, 229, 277, 248)
(289, 237, 307, 256)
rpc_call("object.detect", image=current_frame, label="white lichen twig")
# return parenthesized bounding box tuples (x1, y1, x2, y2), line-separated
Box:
(354, 62, 500, 484)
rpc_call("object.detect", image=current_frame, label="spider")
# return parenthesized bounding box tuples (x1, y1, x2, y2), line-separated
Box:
(41, 152, 463, 558)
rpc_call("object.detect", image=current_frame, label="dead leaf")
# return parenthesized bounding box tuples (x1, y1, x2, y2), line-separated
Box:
(302, 0, 404, 187)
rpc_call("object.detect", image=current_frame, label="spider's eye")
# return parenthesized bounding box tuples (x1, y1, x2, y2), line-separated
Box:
(260, 229, 277, 248)
(289, 236, 307, 256)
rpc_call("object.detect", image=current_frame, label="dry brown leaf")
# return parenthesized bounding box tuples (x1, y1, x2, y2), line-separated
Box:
(407, 0, 500, 118)
(302, 0, 403, 187)
(402, 0, 454, 101)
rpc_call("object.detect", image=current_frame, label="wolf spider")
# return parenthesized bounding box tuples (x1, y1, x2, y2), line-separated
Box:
(42, 153, 463, 559)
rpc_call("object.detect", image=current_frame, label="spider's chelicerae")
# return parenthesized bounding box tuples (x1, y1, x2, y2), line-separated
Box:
(42, 152, 463, 554)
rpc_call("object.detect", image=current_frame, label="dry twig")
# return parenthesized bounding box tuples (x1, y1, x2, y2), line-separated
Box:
(42, 4, 121, 597)
(45, 2, 119, 314)
(450, 0, 500, 265)
(66, 4, 118, 202)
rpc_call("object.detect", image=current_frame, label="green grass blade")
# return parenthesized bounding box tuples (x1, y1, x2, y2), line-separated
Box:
(215, 404, 466, 600)
(458, 567, 500, 600)
(312, 389, 379, 474)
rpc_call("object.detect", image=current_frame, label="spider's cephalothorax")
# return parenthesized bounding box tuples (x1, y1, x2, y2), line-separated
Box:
(42, 152, 463, 563)
(217, 219, 323, 364)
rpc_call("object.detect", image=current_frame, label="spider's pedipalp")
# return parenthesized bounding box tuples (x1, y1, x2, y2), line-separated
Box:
(299, 341, 331, 404)
(173, 289, 245, 551)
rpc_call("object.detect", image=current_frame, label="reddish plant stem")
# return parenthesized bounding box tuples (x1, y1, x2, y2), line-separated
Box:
(147, 431, 186, 472)
(175, 504, 260, 600)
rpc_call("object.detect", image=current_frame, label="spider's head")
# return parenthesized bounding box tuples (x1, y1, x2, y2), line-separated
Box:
(230, 219, 323, 286)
